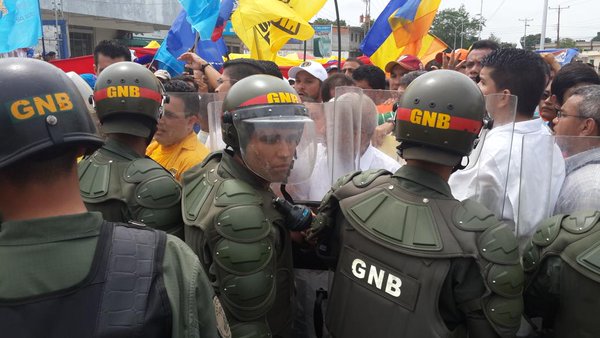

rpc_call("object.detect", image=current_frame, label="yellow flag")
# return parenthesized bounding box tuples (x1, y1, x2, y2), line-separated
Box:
(370, 33, 447, 71)
(231, 0, 326, 60)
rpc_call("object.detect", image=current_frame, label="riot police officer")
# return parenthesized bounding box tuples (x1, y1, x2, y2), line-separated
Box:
(182, 74, 317, 337)
(0, 58, 228, 337)
(309, 70, 523, 338)
(78, 61, 184, 238)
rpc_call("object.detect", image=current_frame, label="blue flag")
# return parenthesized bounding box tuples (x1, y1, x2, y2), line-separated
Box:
(178, 0, 219, 41)
(212, 0, 235, 41)
(154, 10, 196, 76)
(360, 0, 407, 56)
(197, 38, 228, 71)
(0, 0, 42, 53)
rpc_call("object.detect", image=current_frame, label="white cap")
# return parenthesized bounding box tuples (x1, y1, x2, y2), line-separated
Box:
(154, 69, 171, 81)
(288, 61, 327, 82)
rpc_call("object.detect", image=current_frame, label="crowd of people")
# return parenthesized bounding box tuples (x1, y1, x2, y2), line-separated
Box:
(1, 37, 600, 338)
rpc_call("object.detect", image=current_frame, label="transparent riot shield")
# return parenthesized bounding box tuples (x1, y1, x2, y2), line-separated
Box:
(448, 93, 518, 227)
(518, 135, 600, 245)
(281, 102, 328, 202)
(202, 92, 227, 151)
(552, 136, 600, 214)
(327, 86, 364, 185)
(362, 89, 404, 166)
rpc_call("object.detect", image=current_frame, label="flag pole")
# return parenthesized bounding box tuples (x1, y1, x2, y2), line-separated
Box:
(37, 0, 46, 57)
(334, 0, 341, 68)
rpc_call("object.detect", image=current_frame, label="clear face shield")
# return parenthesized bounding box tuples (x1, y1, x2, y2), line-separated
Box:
(514, 133, 566, 250)
(234, 106, 316, 184)
(362, 88, 402, 163)
(202, 92, 227, 151)
(326, 86, 364, 184)
(465, 93, 518, 170)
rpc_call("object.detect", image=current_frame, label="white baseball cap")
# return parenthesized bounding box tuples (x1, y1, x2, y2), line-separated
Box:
(288, 61, 327, 82)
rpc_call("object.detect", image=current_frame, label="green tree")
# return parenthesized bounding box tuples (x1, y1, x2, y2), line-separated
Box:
(592, 32, 600, 42)
(313, 18, 347, 27)
(488, 33, 515, 49)
(430, 5, 485, 49)
(521, 33, 551, 50)
(558, 37, 577, 48)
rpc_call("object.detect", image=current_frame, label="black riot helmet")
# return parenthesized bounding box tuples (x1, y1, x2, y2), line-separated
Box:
(92, 62, 167, 139)
(0, 58, 103, 169)
(395, 70, 485, 166)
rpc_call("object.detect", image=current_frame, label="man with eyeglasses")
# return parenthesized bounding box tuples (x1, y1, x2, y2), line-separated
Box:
(551, 85, 600, 214)
(146, 79, 210, 181)
(523, 85, 600, 338)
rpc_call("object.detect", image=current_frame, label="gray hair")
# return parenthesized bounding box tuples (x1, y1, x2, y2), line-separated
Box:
(337, 92, 377, 137)
(571, 85, 600, 122)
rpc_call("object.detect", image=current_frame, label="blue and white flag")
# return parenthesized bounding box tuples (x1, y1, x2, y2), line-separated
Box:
(0, 0, 42, 53)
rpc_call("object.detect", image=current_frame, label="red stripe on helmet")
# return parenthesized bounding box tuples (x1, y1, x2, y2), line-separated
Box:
(396, 107, 482, 134)
(93, 87, 163, 103)
(238, 95, 271, 108)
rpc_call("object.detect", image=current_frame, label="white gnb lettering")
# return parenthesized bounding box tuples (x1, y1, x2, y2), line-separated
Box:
(351, 259, 366, 279)
(351, 258, 403, 297)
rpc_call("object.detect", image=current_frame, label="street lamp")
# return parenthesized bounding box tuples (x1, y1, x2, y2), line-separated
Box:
(451, 21, 466, 50)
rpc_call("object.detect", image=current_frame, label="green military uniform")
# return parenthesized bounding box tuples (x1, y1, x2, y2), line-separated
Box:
(182, 151, 294, 337)
(309, 70, 523, 338)
(523, 210, 600, 337)
(313, 167, 522, 337)
(78, 138, 184, 237)
(78, 61, 183, 238)
(182, 74, 317, 337)
(0, 58, 229, 338)
(0, 212, 226, 338)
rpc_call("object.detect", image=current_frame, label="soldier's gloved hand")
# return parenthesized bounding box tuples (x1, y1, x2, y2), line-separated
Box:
(305, 212, 330, 242)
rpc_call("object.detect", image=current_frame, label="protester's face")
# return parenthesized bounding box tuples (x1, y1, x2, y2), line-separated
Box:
(215, 69, 238, 93)
(342, 61, 361, 76)
(354, 79, 372, 90)
(155, 96, 196, 146)
(477, 67, 500, 96)
(94, 54, 127, 75)
(539, 82, 558, 122)
(244, 127, 300, 182)
(389, 64, 408, 91)
(293, 71, 321, 102)
(553, 95, 586, 136)
(465, 48, 493, 83)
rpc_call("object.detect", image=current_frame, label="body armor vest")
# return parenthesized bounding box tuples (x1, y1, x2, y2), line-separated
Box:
(322, 170, 522, 338)
(78, 142, 183, 238)
(524, 211, 600, 337)
(182, 151, 294, 337)
(0, 222, 172, 338)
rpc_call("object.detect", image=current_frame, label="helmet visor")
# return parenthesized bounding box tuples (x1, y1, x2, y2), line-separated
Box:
(234, 111, 316, 184)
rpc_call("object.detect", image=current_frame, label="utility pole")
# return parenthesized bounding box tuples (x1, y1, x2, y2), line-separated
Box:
(519, 18, 533, 50)
(540, 0, 549, 49)
(550, 5, 570, 48)
(362, 0, 371, 37)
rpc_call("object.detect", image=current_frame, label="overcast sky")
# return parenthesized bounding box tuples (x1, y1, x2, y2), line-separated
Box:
(316, 0, 598, 45)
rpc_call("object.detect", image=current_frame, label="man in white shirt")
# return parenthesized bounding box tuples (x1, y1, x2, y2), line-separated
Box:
(449, 48, 565, 250)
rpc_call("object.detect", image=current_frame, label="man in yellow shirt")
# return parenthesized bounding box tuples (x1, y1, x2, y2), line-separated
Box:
(147, 79, 210, 180)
